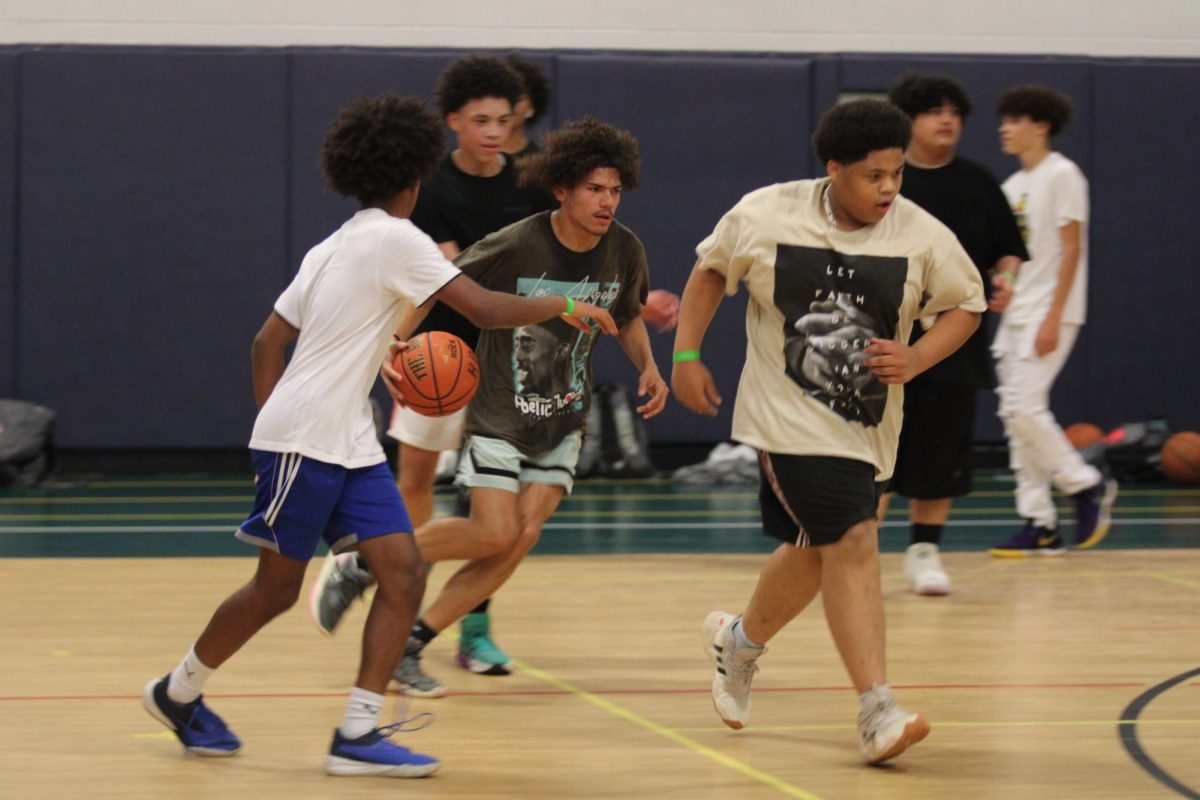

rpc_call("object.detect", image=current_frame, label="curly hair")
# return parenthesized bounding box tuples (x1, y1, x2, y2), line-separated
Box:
(888, 73, 973, 119)
(997, 85, 1073, 136)
(435, 55, 524, 117)
(505, 53, 552, 126)
(321, 93, 444, 205)
(811, 99, 912, 165)
(518, 117, 640, 192)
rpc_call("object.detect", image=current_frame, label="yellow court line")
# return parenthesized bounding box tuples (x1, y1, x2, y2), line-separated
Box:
(1148, 572, 1200, 590)
(674, 718, 1200, 733)
(515, 661, 827, 800)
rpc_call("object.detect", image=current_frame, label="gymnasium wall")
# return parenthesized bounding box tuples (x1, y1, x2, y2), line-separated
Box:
(1, 44, 1199, 447)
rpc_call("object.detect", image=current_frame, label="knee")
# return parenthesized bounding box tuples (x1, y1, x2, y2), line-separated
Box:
(475, 516, 519, 556)
(397, 471, 434, 501)
(514, 522, 544, 556)
(253, 576, 303, 618)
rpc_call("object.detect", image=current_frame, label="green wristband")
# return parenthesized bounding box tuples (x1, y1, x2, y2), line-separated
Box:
(1000, 270, 1018, 284)
(561, 296, 576, 316)
(672, 349, 701, 363)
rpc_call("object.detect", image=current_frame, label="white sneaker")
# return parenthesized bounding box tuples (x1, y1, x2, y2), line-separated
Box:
(858, 685, 930, 765)
(904, 543, 950, 596)
(700, 611, 764, 729)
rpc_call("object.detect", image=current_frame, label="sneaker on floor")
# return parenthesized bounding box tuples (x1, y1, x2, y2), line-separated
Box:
(1073, 478, 1118, 549)
(858, 686, 930, 765)
(393, 648, 447, 699)
(142, 676, 242, 757)
(904, 543, 951, 596)
(309, 552, 376, 635)
(988, 522, 1065, 558)
(456, 612, 512, 675)
(700, 611, 764, 730)
(325, 726, 440, 778)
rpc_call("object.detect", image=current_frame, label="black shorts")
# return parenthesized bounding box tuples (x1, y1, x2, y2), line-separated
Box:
(758, 453, 886, 547)
(891, 381, 976, 499)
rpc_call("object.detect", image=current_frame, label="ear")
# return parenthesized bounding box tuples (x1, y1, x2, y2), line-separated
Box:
(446, 112, 460, 134)
(553, 186, 569, 203)
(826, 160, 842, 181)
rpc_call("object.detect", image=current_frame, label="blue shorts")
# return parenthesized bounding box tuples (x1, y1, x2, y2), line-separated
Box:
(235, 450, 412, 561)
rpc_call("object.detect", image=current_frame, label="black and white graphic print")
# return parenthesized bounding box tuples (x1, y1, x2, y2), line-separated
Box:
(774, 245, 907, 426)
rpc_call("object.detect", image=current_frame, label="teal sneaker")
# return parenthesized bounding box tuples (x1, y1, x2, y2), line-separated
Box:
(456, 612, 512, 675)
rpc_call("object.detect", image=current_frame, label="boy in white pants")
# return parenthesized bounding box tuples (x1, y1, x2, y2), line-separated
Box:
(989, 84, 1117, 557)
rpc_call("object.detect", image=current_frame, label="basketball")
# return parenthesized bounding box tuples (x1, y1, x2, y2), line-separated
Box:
(1065, 422, 1105, 448)
(1160, 431, 1200, 484)
(393, 331, 480, 417)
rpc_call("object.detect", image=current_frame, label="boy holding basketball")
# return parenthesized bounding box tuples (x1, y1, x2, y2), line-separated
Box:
(673, 99, 985, 764)
(377, 116, 667, 694)
(989, 84, 1117, 556)
(140, 93, 615, 777)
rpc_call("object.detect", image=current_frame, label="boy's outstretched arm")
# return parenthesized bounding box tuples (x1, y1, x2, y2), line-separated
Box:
(671, 262, 726, 417)
(436, 275, 617, 335)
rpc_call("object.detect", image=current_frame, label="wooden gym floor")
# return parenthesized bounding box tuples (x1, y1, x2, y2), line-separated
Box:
(2, 473, 1199, 799)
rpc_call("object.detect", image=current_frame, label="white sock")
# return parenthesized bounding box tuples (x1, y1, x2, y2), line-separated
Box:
(731, 619, 764, 651)
(859, 682, 894, 708)
(340, 687, 385, 739)
(166, 647, 216, 704)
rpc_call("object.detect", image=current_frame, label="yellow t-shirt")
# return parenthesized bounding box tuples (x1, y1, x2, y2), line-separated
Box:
(696, 178, 986, 480)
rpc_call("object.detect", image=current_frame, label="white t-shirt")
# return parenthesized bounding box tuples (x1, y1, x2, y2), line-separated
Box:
(696, 179, 986, 481)
(250, 209, 461, 468)
(1001, 151, 1089, 326)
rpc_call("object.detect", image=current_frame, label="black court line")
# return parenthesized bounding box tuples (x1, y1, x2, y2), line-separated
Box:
(1118, 666, 1200, 800)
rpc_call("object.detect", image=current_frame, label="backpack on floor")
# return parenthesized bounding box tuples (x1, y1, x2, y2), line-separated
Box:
(576, 383, 655, 479)
(0, 399, 57, 487)
(1078, 419, 1169, 482)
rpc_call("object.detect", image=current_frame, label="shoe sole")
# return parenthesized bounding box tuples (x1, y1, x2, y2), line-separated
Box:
(325, 754, 440, 777)
(913, 583, 951, 596)
(865, 714, 931, 766)
(308, 551, 344, 637)
(456, 651, 512, 675)
(988, 548, 1066, 558)
(1075, 480, 1119, 550)
(710, 675, 745, 730)
(141, 679, 240, 757)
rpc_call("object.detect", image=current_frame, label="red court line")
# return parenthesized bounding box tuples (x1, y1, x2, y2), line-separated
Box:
(0, 681, 1156, 703)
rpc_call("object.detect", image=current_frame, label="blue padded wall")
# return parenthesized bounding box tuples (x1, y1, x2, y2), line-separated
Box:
(555, 53, 815, 443)
(17, 47, 289, 446)
(0, 50, 16, 397)
(1089, 61, 1200, 433)
(6, 45, 1198, 447)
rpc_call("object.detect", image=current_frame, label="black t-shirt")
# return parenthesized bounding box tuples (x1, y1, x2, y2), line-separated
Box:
(458, 212, 649, 455)
(411, 153, 555, 347)
(901, 157, 1029, 387)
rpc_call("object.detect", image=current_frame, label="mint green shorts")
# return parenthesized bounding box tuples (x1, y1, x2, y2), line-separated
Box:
(455, 431, 583, 495)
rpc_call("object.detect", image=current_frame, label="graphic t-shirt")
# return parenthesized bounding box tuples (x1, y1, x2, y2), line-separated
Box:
(410, 154, 556, 347)
(459, 212, 648, 455)
(251, 209, 460, 467)
(901, 157, 1028, 387)
(695, 179, 987, 480)
(1000, 151, 1089, 326)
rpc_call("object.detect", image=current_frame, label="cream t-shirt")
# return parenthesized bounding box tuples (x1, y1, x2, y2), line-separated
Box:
(696, 178, 986, 480)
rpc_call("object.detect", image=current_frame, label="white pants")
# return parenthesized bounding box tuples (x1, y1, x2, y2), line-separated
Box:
(993, 320, 1101, 527)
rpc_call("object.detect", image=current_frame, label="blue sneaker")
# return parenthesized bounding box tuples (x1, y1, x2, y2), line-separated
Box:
(325, 726, 440, 777)
(142, 676, 241, 756)
(1073, 479, 1118, 549)
(989, 522, 1065, 558)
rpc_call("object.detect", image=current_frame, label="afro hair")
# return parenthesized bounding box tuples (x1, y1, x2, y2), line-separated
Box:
(435, 55, 524, 117)
(321, 93, 444, 206)
(518, 116, 640, 192)
(888, 73, 974, 119)
(997, 85, 1073, 136)
(505, 53, 552, 126)
(812, 99, 912, 165)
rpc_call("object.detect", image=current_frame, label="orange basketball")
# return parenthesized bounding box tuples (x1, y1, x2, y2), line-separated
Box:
(1161, 431, 1200, 485)
(1065, 422, 1105, 448)
(394, 331, 480, 417)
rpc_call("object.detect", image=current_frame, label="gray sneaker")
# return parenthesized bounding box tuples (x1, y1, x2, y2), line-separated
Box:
(308, 552, 375, 635)
(393, 647, 447, 699)
(858, 684, 930, 765)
